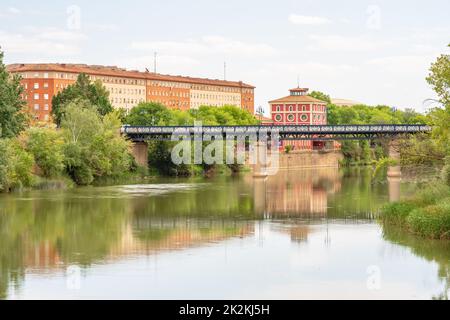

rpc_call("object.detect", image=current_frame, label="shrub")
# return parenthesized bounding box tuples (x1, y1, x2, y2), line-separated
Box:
(0, 139, 34, 192)
(407, 200, 450, 239)
(61, 101, 132, 185)
(22, 128, 65, 178)
(381, 201, 416, 226)
(441, 157, 450, 186)
(412, 183, 450, 207)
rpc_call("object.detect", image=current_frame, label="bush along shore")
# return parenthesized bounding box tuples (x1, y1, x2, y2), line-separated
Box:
(380, 179, 450, 239)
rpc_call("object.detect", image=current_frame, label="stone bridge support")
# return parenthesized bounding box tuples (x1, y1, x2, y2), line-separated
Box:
(253, 141, 268, 178)
(387, 139, 401, 178)
(131, 141, 149, 168)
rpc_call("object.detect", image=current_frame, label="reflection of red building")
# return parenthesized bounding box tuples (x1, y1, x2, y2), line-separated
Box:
(269, 87, 328, 151)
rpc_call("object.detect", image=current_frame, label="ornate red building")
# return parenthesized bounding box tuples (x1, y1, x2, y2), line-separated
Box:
(269, 87, 328, 150)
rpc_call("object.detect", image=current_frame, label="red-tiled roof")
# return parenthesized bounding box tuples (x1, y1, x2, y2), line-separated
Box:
(269, 95, 326, 104)
(6, 63, 255, 89)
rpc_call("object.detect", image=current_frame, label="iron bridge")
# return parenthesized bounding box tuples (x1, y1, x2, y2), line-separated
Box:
(121, 124, 431, 142)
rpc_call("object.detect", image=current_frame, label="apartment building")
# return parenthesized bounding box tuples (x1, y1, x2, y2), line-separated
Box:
(6, 63, 255, 122)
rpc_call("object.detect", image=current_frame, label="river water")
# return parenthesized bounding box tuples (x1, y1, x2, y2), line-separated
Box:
(0, 167, 449, 300)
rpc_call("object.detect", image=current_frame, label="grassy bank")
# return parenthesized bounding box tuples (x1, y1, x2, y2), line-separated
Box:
(381, 183, 450, 239)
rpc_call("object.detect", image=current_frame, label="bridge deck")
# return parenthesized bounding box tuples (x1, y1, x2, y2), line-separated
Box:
(122, 124, 431, 141)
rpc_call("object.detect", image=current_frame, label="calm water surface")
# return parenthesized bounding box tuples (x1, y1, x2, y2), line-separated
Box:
(0, 167, 449, 300)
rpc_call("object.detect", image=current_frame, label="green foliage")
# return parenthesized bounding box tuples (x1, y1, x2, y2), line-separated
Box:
(381, 202, 416, 226)
(126, 103, 258, 176)
(284, 145, 293, 154)
(381, 183, 450, 239)
(309, 91, 331, 104)
(442, 157, 450, 186)
(426, 48, 450, 106)
(0, 50, 28, 138)
(125, 102, 174, 126)
(411, 183, 450, 207)
(22, 128, 65, 178)
(407, 201, 450, 239)
(0, 139, 34, 192)
(51, 73, 113, 125)
(61, 101, 131, 185)
(190, 105, 259, 125)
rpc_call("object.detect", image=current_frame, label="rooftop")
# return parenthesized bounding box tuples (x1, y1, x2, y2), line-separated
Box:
(269, 95, 327, 104)
(6, 63, 255, 89)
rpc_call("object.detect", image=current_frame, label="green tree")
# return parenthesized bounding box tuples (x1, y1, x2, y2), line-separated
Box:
(51, 73, 113, 125)
(0, 50, 28, 138)
(61, 100, 131, 185)
(309, 91, 331, 104)
(0, 139, 34, 192)
(22, 128, 65, 178)
(125, 102, 173, 126)
(427, 46, 450, 106)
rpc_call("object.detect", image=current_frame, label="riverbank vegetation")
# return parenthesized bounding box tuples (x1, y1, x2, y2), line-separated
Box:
(0, 50, 135, 192)
(380, 46, 450, 239)
(124, 102, 259, 176)
(309, 91, 428, 166)
(0, 49, 260, 191)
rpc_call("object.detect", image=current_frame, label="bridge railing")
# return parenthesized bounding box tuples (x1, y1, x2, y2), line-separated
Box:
(121, 124, 431, 135)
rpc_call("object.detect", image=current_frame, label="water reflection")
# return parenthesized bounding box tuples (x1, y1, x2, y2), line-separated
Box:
(0, 167, 448, 299)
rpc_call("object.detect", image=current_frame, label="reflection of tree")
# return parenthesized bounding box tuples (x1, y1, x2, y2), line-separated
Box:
(0, 178, 258, 299)
(383, 224, 450, 300)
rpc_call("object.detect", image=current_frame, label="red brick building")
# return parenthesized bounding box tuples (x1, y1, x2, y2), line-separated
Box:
(269, 87, 328, 151)
(7, 63, 255, 122)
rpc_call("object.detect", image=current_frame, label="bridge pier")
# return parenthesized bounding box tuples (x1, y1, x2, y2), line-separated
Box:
(253, 141, 268, 178)
(131, 141, 149, 168)
(387, 139, 401, 178)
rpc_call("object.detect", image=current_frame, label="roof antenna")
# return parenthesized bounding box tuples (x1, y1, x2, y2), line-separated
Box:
(297, 74, 300, 88)
(224, 61, 227, 80)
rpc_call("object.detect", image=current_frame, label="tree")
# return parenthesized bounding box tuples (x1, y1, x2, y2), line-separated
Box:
(427, 46, 450, 107)
(22, 128, 65, 178)
(51, 73, 113, 125)
(309, 91, 331, 104)
(61, 100, 131, 185)
(0, 138, 34, 192)
(125, 102, 173, 126)
(0, 50, 28, 138)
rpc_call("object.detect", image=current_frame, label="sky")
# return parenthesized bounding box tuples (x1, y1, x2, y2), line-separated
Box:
(0, 0, 449, 114)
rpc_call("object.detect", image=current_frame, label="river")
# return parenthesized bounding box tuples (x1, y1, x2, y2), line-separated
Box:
(0, 167, 449, 300)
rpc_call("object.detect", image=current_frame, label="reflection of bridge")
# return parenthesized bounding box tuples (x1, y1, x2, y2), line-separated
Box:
(122, 124, 431, 141)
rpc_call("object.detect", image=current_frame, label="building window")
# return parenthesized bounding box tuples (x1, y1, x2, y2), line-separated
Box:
(44, 115, 49, 121)
(44, 94, 49, 100)
(44, 73, 49, 79)
(44, 83, 49, 88)
(34, 83, 39, 89)
(34, 104, 40, 110)
(301, 114, 308, 122)
(287, 114, 295, 122)
(44, 104, 49, 111)
(34, 93, 39, 100)
(275, 114, 282, 122)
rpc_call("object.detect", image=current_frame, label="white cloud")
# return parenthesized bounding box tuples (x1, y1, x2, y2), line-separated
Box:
(131, 36, 277, 58)
(307, 34, 392, 52)
(86, 23, 120, 32)
(8, 7, 21, 14)
(0, 28, 85, 56)
(288, 14, 331, 25)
